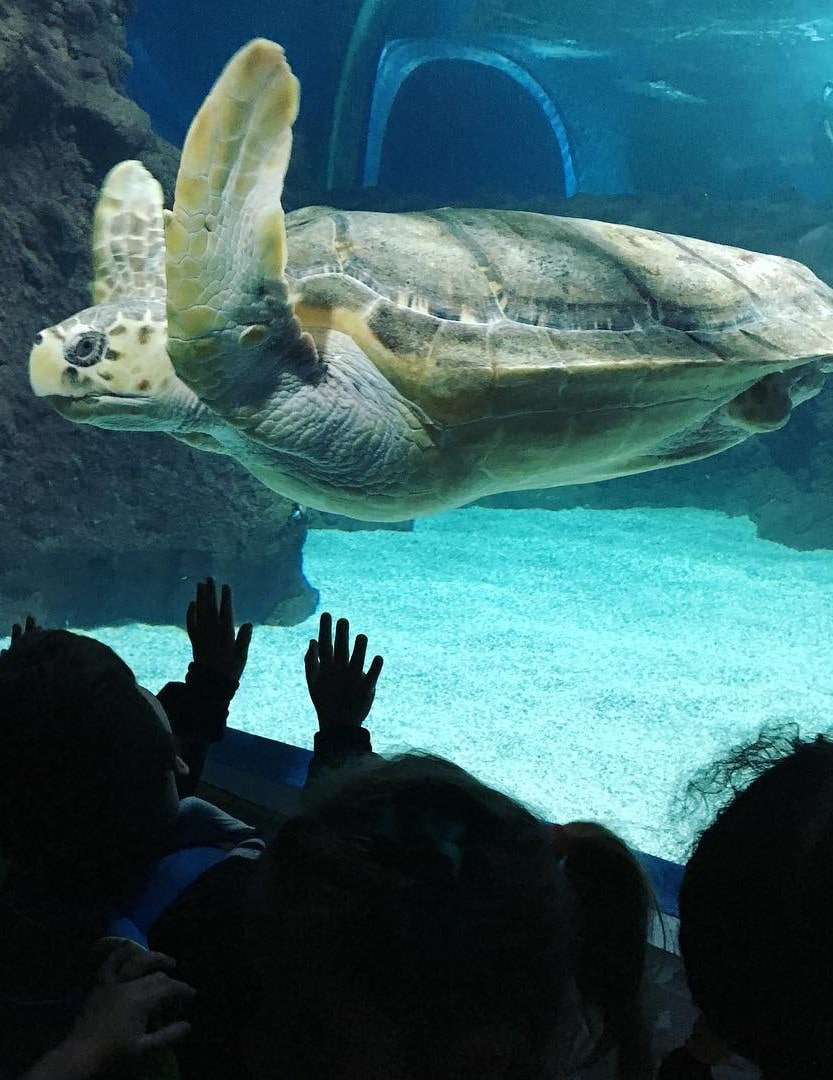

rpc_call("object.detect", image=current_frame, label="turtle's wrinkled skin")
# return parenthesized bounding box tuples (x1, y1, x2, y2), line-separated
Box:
(29, 39, 833, 521)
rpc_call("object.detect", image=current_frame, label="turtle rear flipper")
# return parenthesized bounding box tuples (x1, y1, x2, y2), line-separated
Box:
(165, 38, 318, 409)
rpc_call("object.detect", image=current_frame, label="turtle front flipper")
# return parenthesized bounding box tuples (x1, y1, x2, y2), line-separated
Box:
(165, 38, 319, 410)
(92, 160, 166, 304)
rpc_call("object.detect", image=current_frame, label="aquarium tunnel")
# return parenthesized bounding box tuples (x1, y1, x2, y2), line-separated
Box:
(362, 41, 579, 201)
(6, 1, 833, 1073)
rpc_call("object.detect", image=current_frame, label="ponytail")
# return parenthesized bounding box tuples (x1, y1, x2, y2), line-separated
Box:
(548, 821, 654, 1080)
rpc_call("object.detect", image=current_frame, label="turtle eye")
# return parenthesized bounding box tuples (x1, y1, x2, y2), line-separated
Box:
(66, 331, 106, 368)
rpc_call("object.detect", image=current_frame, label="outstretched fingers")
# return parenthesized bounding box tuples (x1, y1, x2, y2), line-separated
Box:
(333, 617, 350, 666)
(235, 620, 254, 665)
(219, 581, 233, 630)
(304, 638, 320, 687)
(349, 632, 368, 674)
(365, 652, 384, 690)
(10, 614, 40, 644)
(317, 611, 333, 665)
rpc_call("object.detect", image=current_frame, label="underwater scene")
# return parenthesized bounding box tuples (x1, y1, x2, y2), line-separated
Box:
(4, 0, 833, 863)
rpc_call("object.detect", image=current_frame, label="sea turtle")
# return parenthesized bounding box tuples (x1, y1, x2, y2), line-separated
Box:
(28, 39, 833, 522)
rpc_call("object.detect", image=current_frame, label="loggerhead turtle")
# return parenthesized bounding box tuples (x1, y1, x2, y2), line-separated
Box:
(29, 39, 833, 521)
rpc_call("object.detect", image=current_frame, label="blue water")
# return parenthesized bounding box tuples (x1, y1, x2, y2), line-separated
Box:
(65, 6, 833, 865)
(36, 506, 833, 863)
(126, 4, 833, 203)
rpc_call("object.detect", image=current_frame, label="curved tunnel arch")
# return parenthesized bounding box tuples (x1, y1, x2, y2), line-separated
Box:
(362, 40, 577, 197)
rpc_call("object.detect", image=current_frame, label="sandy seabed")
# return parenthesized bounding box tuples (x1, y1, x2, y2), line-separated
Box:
(41, 506, 833, 862)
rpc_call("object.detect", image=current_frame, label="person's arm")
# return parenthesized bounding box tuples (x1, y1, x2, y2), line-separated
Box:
(304, 612, 383, 784)
(20, 943, 194, 1080)
(19, 1042, 99, 1080)
(157, 578, 252, 794)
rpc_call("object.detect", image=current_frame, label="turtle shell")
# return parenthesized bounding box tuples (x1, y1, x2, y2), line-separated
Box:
(285, 206, 833, 436)
(28, 35, 833, 521)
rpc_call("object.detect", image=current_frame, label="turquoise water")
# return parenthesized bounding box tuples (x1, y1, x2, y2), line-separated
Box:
(50, 505, 833, 863)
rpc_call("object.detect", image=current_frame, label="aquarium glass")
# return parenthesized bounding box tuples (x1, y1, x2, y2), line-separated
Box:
(6, 0, 833, 863)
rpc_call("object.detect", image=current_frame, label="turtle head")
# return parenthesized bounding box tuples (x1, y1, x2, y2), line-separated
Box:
(30, 158, 207, 433)
(29, 299, 198, 431)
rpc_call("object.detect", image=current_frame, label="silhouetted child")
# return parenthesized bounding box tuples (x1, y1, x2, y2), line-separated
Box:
(0, 628, 199, 1075)
(658, 725, 833, 1079)
(0, 580, 253, 1075)
(240, 751, 656, 1080)
(244, 752, 574, 1080)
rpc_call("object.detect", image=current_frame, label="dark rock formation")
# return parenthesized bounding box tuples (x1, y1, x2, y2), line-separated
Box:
(0, 0, 316, 627)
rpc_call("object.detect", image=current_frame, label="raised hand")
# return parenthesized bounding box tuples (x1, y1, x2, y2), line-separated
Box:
(11, 614, 40, 643)
(305, 612, 383, 729)
(1, 615, 41, 658)
(186, 578, 253, 683)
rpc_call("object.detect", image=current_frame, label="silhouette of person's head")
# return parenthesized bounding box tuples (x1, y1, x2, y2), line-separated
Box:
(679, 728, 833, 1078)
(246, 752, 573, 1080)
(0, 629, 179, 906)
